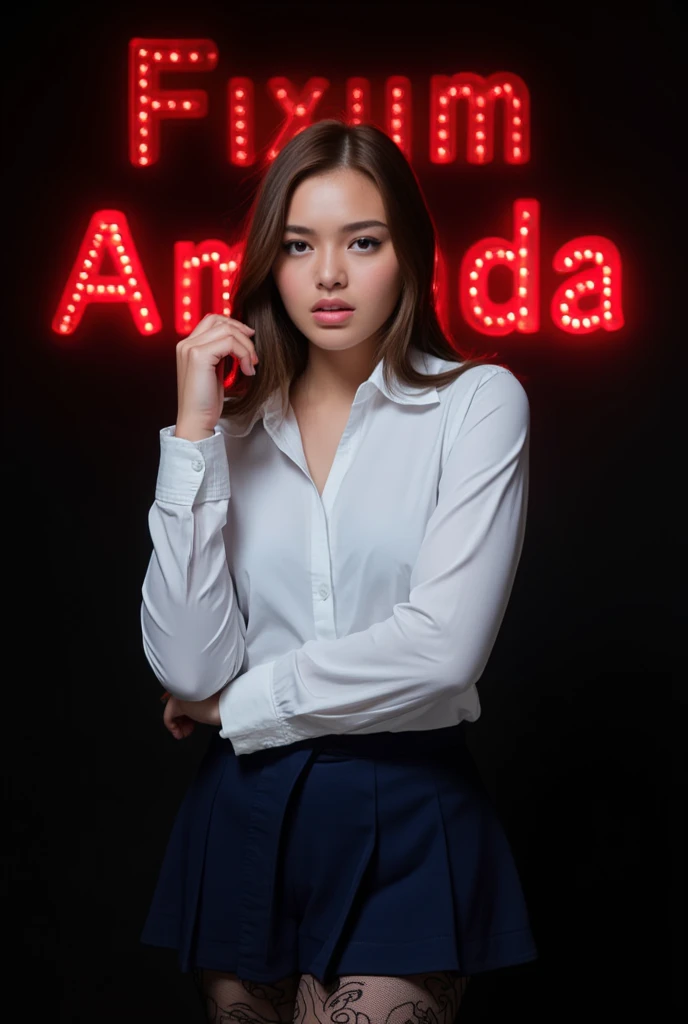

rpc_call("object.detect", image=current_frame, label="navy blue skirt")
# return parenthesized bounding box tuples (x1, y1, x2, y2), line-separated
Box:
(140, 722, 538, 984)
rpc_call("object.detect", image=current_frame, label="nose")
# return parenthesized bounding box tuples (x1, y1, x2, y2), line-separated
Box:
(314, 246, 347, 289)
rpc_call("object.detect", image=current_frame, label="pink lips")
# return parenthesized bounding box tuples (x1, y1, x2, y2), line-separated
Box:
(312, 309, 355, 324)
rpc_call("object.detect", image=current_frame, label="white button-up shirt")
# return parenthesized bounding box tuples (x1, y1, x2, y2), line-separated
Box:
(141, 348, 530, 756)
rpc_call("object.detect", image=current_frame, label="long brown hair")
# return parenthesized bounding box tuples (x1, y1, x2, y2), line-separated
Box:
(222, 118, 497, 425)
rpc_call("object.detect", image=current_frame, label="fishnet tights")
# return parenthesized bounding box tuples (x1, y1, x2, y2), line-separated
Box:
(191, 968, 470, 1024)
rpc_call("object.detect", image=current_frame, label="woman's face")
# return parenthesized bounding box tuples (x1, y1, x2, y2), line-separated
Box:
(272, 168, 402, 356)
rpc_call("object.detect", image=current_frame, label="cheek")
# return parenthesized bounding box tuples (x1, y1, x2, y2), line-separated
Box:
(360, 257, 401, 303)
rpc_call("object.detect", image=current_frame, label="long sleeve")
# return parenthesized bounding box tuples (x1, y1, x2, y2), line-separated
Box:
(140, 425, 246, 700)
(218, 368, 530, 754)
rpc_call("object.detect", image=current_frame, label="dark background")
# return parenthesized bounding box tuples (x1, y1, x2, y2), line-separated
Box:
(6, 2, 682, 1021)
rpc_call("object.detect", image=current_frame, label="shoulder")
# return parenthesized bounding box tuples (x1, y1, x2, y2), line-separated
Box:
(428, 356, 529, 416)
(424, 357, 530, 452)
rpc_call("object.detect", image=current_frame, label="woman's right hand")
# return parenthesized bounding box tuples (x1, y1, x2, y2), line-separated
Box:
(175, 313, 259, 440)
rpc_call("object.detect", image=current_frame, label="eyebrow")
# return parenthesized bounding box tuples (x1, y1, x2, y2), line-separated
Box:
(283, 219, 389, 236)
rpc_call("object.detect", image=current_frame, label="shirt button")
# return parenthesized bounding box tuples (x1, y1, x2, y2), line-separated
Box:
(318, 586, 329, 600)
(191, 459, 203, 472)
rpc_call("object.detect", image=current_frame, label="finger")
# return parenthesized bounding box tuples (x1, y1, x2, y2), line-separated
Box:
(185, 328, 258, 371)
(163, 698, 183, 728)
(194, 336, 258, 377)
(194, 313, 256, 343)
(207, 313, 256, 338)
(191, 321, 257, 355)
(177, 333, 254, 382)
(185, 335, 255, 372)
(166, 715, 194, 738)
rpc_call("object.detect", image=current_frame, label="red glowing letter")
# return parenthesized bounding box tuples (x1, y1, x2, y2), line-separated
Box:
(129, 37, 218, 167)
(386, 76, 412, 160)
(459, 199, 540, 335)
(52, 210, 161, 336)
(174, 240, 244, 336)
(265, 77, 329, 160)
(551, 237, 624, 334)
(430, 72, 530, 165)
(346, 78, 370, 126)
(227, 78, 255, 166)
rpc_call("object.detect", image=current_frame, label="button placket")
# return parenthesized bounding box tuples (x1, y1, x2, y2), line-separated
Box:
(310, 488, 336, 637)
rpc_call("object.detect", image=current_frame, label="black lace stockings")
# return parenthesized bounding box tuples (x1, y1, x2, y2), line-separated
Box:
(191, 967, 470, 1024)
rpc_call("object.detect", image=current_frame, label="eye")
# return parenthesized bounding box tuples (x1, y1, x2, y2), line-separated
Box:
(281, 236, 383, 255)
(282, 240, 310, 255)
(351, 237, 382, 252)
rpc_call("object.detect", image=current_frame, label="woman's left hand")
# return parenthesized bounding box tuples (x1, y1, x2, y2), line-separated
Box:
(162, 692, 222, 740)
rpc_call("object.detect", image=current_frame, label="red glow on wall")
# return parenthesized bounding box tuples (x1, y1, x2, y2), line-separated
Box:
(52, 210, 161, 336)
(174, 240, 243, 335)
(430, 72, 529, 165)
(129, 38, 218, 167)
(551, 237, 624, 333)
(432, 245, 452, 340)
(460, 199, 540, 335)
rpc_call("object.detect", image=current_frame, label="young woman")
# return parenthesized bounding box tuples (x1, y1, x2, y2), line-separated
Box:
(139, 118, 538, 1022)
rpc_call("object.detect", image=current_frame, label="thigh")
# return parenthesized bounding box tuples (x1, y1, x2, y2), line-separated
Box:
(192, 968, 301, 1023)
(295, 972, 470, 1024)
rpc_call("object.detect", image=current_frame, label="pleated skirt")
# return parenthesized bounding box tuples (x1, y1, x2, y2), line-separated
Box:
(140, 722, 539, 984)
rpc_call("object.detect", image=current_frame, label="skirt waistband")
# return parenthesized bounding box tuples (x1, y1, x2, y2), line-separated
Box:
(221, 721, 469, 765)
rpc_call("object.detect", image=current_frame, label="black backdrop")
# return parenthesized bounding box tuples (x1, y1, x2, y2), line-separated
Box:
(6, 3, 682, 1021)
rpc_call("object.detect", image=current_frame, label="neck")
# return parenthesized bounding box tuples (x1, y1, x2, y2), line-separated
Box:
(292, 339, 379, 406)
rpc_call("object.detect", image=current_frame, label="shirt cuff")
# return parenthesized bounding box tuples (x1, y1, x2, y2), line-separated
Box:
(155, 425, 230, 505)
(218, 661, 295, 754)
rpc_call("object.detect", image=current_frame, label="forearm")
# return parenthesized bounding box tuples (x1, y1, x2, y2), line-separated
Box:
(141, 497, 246, 700)
(141, 425, 246, 700)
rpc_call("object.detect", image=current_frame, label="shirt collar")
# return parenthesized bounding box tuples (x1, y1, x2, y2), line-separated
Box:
(221, 345, 442, 438)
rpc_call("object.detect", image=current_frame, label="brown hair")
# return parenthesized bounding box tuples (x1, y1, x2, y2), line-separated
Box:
(222, 118, 497, 425)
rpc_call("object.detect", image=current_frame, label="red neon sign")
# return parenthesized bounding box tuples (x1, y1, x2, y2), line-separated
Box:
(52, 206, 623, 339)
(53, 211, 161, 335)
(51, 37, 625, 340)
(128, 39, 530, 168)
(551, 237, 624, 333)
(129, 39, 218, 167)
(460, 199, 540, 335)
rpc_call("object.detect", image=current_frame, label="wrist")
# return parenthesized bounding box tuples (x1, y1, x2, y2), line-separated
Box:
(212, 687, 227, 727)
(174, 422, 215, 441)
